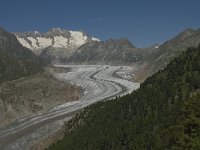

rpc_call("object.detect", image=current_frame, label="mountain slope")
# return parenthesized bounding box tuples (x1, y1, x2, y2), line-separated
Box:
(149, 28, 200, 74)
(0, 27, 81, 128)
(15, 27, 200, 82)
(63, 38, 147, 65)
(61, 28, 200, 74)
(48, 45, 200, 150)
(0, 27, 47, 83)
(15, 28, 100, 63)
(0, 71, 80, 128)
(133, 28, 200, 82)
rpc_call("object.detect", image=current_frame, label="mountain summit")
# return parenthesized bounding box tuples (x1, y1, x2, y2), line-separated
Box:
(15, 28, 100, 56)
(14, 27, 200, 81)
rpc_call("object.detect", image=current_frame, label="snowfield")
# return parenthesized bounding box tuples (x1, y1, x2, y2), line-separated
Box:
(0, 65, 139, 149)
(15, 29, 100, 55)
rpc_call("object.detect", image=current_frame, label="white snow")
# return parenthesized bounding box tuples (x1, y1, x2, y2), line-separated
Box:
(0, 65, 140, 148)
(27, 37, 39, 49)
(15, 29, 100, 55)
(36, 37, 52, 48)
(115, 66, 136, 80)
(69, 31, 88, 46)
(91, 37, 100, 41)
(34, 31, 39, 34)
(53, 36, 69, 48)
(55, 65, 139, 101)
(17, 36, 53, 54)
(16, 37, 32, 49)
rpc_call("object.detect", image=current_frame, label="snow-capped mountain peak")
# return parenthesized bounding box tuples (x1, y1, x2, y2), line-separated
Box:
(34, 31, 40, 34)
(15, 28, 100, 55)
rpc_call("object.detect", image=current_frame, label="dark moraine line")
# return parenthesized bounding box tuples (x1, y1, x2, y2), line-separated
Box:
(0, 65, 133, 149)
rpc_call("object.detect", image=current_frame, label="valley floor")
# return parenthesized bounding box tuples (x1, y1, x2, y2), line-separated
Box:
(0, 65, 139, 150)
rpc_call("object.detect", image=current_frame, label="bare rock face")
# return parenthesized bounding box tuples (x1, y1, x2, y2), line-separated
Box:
(15, 28, 100, 63)
(0, 27, 47, 84)
(64, 38, 146, 65)
(14, 27, 200, 82)
(0, 72, 80, 128)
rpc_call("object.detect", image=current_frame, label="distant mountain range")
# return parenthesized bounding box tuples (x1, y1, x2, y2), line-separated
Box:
(64, 38, 144, 65)
(15, 28, 100, 63)
(10, 27, 200, 81)
(1, 25, 200, 146)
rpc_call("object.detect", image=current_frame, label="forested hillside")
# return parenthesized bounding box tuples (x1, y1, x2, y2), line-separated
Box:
(48, 44, 200, 150)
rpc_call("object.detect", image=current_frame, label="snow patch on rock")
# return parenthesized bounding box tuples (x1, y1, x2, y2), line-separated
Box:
(69, 31, 88, 46)
(16, 37, 32, 49)
(91, 37, 100, 41)
(15, 28, 100, 56)
(53, 36, 69, 48)
(27, 37, 39, 49)
(37, 37, 52, 48)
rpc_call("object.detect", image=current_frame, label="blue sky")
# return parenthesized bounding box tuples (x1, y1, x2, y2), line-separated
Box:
(0, 0, 200, 47)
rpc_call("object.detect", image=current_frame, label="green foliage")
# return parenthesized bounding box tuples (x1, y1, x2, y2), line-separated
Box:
(48, 45, 200, 150)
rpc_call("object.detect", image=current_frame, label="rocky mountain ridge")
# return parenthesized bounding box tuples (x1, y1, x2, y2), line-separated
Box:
(0, 27, 47, 83)
(63, 38, 144, 65)
(15, 27, 200, 81)
(15, 28, 100, 56)
(148, 28, 200, 76)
